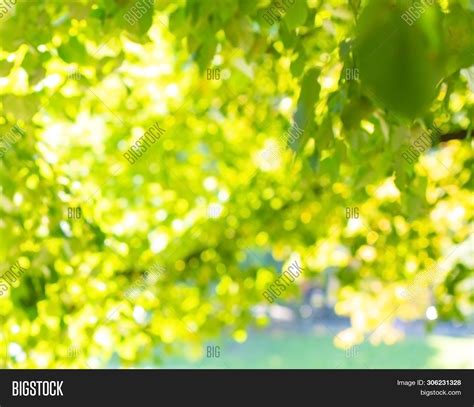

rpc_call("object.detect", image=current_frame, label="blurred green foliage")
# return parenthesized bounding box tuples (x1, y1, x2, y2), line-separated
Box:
(0, 0, 472, 367)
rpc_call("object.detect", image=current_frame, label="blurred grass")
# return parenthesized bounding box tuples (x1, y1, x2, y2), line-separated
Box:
(157, 332, 474, 369)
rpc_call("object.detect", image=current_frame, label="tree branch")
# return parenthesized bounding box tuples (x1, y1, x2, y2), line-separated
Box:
(438, 130, 470, 143)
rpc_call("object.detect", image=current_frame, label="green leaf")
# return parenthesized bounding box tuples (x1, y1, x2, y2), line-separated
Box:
(280, 21, 298, 49)
(195, 37, 217, 72)
(169, 8, 189, 38)
(320, 153, 339, 182)
(239, 0, 257, 14)
(341, 96, 373, 129)
(22, 50, 49, 86)
(355, 0, 444, 118)
(58, 37, 88, 64)
(121, 1, 155, 39)
(224, 16, 254, 51)
(290, 51, 306, 78)
(294, 68, 321, 131)
(315, 116, 334, 150)
(284, 0, 308, 31)
(443, 5, 474, 75)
